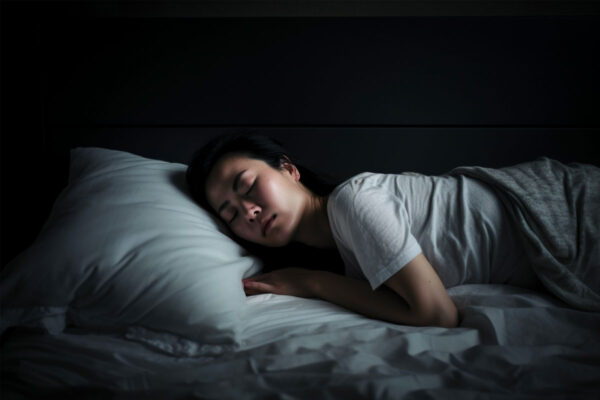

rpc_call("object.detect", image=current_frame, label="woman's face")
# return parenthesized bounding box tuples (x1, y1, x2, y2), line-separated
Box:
(205, 154, 306, 247)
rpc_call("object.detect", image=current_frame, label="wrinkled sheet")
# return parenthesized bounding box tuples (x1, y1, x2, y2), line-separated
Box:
(2, 284, 600, 399)
(450, 158, 600, 311)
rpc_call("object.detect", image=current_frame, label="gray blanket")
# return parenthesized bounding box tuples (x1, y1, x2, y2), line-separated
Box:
(449, 158, 600, 311)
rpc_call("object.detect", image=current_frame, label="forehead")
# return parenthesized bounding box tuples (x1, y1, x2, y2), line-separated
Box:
(205, 154, 262, 210)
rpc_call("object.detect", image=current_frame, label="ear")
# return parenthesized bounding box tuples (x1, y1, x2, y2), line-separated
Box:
(281, 160, 301, 182)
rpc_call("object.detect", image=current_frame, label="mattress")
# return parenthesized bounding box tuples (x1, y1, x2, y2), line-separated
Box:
(2, 284, 600, 399)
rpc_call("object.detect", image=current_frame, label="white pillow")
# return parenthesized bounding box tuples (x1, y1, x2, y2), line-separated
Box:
(0, 147, 262, 343)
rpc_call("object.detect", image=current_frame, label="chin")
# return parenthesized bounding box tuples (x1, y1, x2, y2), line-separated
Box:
(260, 231, 294, 248)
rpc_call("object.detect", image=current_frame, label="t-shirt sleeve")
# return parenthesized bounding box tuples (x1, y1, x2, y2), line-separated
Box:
(330, 184, 422, 290)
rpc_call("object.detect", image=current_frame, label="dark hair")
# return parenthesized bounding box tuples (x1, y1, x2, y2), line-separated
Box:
(186, 132, 344, 273)
(186, 132, 338, 215)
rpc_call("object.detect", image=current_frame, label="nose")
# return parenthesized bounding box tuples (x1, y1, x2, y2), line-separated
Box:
(241, 200, 260, 222)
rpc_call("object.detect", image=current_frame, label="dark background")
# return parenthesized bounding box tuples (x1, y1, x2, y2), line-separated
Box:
(2, 1, 599, 267)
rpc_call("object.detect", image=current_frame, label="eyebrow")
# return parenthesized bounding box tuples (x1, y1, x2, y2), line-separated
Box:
(217, 169, 246, 215)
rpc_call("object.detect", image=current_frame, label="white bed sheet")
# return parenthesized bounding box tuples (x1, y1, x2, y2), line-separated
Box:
(2, 284, 600, 399)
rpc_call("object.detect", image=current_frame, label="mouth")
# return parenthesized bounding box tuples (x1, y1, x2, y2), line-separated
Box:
(261, 214, 276, 237)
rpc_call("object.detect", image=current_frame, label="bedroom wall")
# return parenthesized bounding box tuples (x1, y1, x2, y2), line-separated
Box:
(2, 1, 599, 267)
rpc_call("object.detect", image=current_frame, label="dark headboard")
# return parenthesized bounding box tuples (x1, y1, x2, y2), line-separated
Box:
(2, 1, 599, 266)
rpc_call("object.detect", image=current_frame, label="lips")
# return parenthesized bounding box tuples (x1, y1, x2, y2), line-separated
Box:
(261, 214, 276, 237)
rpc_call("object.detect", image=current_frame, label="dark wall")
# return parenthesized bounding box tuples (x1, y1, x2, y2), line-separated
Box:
(41, 17, 600, 126)
(2, 2, 599, 266)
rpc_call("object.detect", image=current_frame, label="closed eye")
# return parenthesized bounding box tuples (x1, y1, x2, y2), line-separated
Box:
(229, 179, 255, 224)
(245, 180, 256, 195)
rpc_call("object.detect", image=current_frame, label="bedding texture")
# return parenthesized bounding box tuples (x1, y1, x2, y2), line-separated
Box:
(450, 157, 600, 311)
(3, 287, 600, 399)
(2, 152, 600, 399)
(0, 147, 262, 343)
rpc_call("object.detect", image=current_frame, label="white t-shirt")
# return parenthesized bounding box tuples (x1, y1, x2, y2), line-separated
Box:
(327, 172, 537, 290)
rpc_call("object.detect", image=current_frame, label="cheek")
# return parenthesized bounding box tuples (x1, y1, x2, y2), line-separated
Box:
(232, 221, 261, 241)
(259, 177, 288, 206)
(231, 222, 250, 237)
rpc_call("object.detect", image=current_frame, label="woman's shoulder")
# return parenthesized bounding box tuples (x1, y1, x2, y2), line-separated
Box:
(331, 171, 425, 197)
(327, 173, 390, 238)
(328, 172, 404, 211)
(333, 171, 375, 189)
(329, 172, 381, 201)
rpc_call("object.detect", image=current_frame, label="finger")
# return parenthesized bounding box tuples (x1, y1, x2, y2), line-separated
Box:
(244, 286, 270, 296)
(243, 280, 274, 293)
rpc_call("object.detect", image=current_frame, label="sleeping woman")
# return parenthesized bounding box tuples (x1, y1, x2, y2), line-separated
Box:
(186, 133, 600, 328)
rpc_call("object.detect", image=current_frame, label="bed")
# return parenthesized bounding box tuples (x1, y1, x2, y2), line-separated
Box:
(4, 290, 600, 399)
(2, 146, 599, 400)
(2, 3, 600, 399)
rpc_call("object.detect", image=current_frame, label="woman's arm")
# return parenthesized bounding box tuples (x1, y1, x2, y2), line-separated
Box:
(243, 253, 458, 328)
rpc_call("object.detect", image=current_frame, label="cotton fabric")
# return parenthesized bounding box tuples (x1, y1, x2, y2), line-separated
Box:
(0, 147, 262, 342)
(327, 172, 537, 290)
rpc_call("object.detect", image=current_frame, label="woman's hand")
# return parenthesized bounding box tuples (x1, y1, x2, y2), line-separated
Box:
(251, 254, 458, 328)
(242, 268, 316, 298)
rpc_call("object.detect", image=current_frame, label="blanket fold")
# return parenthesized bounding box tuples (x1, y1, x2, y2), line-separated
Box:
(449, 158, 600, 311)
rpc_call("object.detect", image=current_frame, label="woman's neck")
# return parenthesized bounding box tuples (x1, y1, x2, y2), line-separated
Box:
(294, 192, 337, 249)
